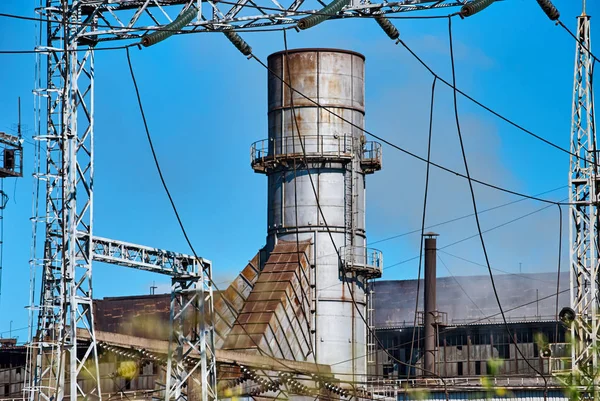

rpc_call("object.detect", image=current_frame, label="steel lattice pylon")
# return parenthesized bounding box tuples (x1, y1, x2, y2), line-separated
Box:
(26, 1, 101, 401)
(24, 1, 481, 401)
(569, 12, 598, 396)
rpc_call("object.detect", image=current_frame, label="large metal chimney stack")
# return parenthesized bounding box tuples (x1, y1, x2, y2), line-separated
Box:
(423, 232, 439, 376)
(250, 49, 383, 383)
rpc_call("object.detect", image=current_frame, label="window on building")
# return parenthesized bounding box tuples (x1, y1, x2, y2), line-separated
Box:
(534, 343, 539, 358)
(486, 362, 493, 375)
(4, 384, 9, 395)
(383, 364, 394, 379)
(475, 362, 481, 375)
(15, 367, 21, 375)
(498, 344, 510, 359)
(457, 362, 463, 376)
(125, 379, 131, 391)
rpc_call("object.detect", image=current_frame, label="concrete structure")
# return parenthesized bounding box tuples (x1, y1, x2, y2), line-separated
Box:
(250, 48, 383, 385)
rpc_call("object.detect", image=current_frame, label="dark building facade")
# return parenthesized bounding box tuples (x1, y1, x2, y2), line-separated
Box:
(0, 272, 571, 399)
(369, 272, 570, 380)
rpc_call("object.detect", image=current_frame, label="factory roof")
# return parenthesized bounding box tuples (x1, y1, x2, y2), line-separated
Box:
(373, 272, 569, 328)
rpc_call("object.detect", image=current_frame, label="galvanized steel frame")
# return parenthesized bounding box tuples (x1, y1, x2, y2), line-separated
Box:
(65, 0, 468, 43)
(26, 1, 482, 401)
(569, 14, 598, 393)
(88, 236, 217, 401)
(28, 2, 100, 401)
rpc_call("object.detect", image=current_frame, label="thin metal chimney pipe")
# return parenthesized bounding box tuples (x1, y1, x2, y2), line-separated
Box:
(423, 232, 439, 376)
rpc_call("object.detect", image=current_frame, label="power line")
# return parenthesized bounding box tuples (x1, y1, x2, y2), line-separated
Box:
(407, 75, 436, 383)
(396, 38, 590, 165)
(437, 254, 492, 323)
(249, 55, 574, 206)
(557, 20, 599, 63)
(328, 287, 570, 369)
(382, 199, 564, 272)
(276, 34, 451, 398)
(368, 185, 565, 246)
(124, 47, 297, 395)
(447, 16, 547, 389)
(437, 250, 558, 285)
(553, 204, 563, 352)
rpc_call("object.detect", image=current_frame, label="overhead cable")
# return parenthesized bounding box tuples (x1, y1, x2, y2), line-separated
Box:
(250, 55, 573, 206)
(124, 46, 294, 395)
(407, 76, 437, 383)
(447, 16, 548, 390)
(279, 31, 451, 400)
(368, 185, 565, 246)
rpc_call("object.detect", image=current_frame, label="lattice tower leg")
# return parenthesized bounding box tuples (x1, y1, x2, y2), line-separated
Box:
(28, 2, 102, 401)
(164, 261, 216, 401)
(569, 13, 598, 398)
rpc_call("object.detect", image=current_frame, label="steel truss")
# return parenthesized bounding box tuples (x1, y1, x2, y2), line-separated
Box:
(43, 0, 469, 44)
(569, 13, 598, 395)
(89, 237, 217, 401)
(25, 1, 478, 401)
(27, 2, 100, 401)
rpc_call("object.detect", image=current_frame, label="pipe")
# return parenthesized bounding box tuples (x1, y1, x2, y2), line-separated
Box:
(423, 232, 438, 376)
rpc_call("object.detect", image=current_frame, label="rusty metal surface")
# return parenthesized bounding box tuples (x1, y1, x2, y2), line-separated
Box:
(214, 252, 262, 348)
(222, 241, 312, 362)
(261, 49, 376, 384)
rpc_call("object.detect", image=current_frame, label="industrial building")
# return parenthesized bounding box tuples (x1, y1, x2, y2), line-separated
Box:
(370, 272, 570, 379)
(0, 268, 570, 400)
(0, 0, 595, 398)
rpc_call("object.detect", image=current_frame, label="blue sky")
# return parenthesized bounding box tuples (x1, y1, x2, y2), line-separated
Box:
(0, 0, 596, 341)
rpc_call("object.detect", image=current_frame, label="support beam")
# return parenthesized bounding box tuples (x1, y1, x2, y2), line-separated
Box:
(89, 236, 216, 401)
(82, 330, 331, 375)
(42, 0, 472, 43)
(90, 236, 208, 277)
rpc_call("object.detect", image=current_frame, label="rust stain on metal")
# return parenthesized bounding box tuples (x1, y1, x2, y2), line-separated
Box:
(222, 240, 313, 361)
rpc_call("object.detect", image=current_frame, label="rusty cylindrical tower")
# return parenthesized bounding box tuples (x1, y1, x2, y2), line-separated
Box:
(251, 49, 383, 384)
(423, 232, 438, 376)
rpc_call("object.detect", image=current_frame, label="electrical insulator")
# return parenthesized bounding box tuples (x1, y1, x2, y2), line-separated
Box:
(297, 0, 349, 30)
(460, 0, 494, 17)
(141, 6, 197, 47)
(374, 15, 399, 40)
(536, 0, 560, 21)
(223, 29, 253, 56)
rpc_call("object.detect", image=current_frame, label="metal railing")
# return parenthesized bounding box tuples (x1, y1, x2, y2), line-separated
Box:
(0, 132, 23, 178)
(250, 135, 383, 173)
(417, 310, 448, 326)
(340, 246, 383, 277)
(362, 141, 382, 164)
(251, 135, 354, 165)
(369, 376, 563, 392)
